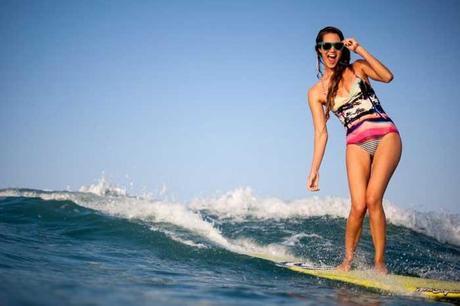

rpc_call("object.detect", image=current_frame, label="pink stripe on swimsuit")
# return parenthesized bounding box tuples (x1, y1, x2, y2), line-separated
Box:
(331, 73, 399, 156)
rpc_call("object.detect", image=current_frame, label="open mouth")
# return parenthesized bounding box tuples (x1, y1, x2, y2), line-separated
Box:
(326, 54, 337, 65)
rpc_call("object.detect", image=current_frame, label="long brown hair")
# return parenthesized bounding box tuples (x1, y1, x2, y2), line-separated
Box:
(315, 26, 351, 120)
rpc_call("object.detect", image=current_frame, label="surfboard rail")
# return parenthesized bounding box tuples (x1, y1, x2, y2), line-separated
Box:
(278, 262, 460, 301)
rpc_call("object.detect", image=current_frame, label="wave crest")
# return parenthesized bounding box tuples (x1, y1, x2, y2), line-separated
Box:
(1, 186, 459, 247)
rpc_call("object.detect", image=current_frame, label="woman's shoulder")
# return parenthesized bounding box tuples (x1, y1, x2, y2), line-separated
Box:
(346, 61, 372, 87)
(350, 60, 367, 78)
(308, 81, 321, 95)
(308, 81, 326, 105)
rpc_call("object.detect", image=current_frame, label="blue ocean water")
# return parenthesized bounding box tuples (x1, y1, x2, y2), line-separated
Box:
(0, 184, 459, 306)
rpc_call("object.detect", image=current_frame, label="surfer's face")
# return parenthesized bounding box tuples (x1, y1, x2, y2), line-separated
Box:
(319, 33, 343, 70)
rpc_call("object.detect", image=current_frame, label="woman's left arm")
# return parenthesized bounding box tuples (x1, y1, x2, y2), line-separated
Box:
(343, 38, 393, 83)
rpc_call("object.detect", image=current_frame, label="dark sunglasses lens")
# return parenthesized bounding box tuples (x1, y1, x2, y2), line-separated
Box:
(334, 42, 344, 50)
(322, 43, 332, 50)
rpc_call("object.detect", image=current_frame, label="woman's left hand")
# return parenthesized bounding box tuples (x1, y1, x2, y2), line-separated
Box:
(343, 38, 360, 53)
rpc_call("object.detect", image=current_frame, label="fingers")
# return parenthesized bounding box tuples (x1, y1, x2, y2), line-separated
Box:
(306, 177, 320, 192)
(343, 37, 356, 43)
(343, 38, 354, 48)
(342, 37, 360, 52)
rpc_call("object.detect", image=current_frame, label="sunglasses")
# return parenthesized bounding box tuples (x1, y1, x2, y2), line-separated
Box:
(317, 41, 344, 51)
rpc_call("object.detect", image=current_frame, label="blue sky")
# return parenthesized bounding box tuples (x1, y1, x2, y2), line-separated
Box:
(1, 0, 459, 213)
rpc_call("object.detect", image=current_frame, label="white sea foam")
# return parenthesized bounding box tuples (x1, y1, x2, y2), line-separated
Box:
(0, 188, 300, 263)
(189, 187, 351, 220)
(150, 227, 209, 249)
(79, 177, 127, 197)
(282, 233, 325, 247)
(190, 187, 460, 246)
(1, 185, 459, 248)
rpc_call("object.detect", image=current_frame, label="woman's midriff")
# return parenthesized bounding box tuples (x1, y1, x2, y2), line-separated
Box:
(346, 119, 399, 145)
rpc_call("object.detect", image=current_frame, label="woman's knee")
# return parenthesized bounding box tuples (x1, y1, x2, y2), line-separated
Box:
(350, 203, 367, 219)
(366, 192, 382, 211)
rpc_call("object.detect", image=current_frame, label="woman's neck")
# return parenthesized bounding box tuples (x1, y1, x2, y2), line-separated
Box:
(322, 68, 334, 80)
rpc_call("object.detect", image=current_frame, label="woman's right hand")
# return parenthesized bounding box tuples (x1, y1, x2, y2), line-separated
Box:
(306, 171, 320, 192)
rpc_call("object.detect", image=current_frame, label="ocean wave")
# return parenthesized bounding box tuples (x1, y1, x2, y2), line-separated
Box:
(1, 184, 459, 248)
(190, 187, 460, 246)
(0, 187, 300, 264)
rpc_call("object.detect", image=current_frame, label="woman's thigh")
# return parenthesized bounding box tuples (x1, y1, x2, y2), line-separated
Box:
(346, 144, 372, 210)
(366, 132, 403, 204)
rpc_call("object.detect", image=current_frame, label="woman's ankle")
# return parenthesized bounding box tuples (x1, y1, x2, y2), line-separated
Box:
(374, 261, 388, 274)
(336, 257, 353, 271)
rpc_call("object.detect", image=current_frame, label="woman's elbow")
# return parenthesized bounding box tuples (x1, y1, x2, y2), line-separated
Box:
(383, 73, 394, 83)
(315, 131, 328, 141)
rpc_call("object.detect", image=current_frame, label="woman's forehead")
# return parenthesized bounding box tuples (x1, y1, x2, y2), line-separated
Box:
(322, 33, 341, 42)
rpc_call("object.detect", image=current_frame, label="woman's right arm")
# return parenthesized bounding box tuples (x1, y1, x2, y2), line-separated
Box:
(306, 87, 328, 192)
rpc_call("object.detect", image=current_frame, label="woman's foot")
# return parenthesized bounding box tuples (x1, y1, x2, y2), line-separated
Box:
(336, 258, 352, 271)
(374, 262, 388, 274)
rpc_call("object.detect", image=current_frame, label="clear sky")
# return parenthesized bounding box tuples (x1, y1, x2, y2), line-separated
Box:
(1, 0, 459, 213)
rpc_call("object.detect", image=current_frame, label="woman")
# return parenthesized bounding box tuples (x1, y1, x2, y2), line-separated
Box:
(306, 26, 402, 274)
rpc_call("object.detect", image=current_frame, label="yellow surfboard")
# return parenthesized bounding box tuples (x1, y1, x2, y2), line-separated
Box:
(280, 262, 460, 301)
